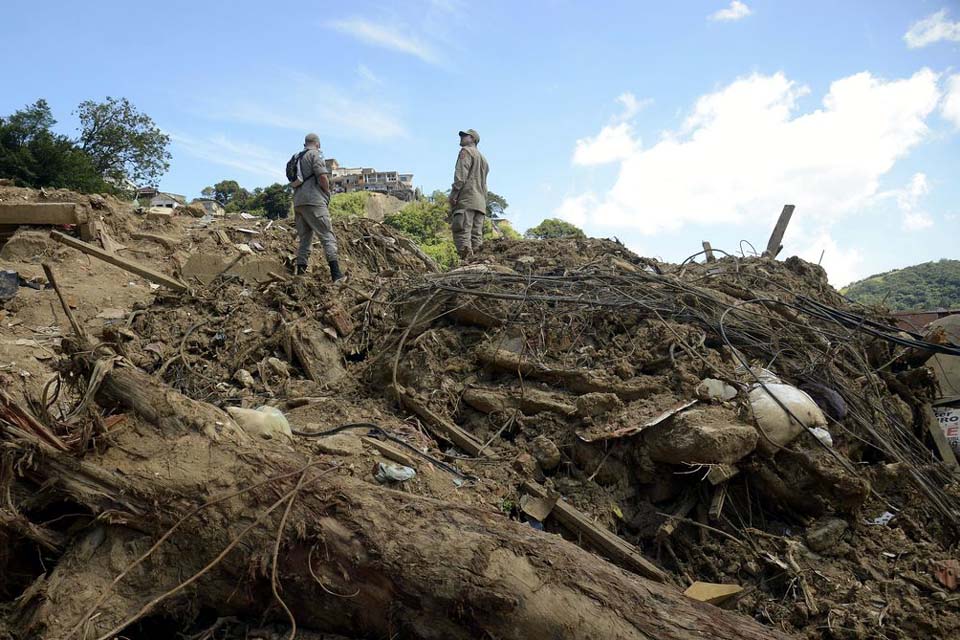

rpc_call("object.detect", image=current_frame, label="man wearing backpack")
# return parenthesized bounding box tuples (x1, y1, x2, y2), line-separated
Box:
(287, 133, 342, 280)
(448, 129, 489, 260)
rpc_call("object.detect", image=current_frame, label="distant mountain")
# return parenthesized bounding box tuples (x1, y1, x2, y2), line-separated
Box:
(841, 259, 960, 311)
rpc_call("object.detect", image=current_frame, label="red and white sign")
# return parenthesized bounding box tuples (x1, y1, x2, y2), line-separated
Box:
(934, 405, 960, 457)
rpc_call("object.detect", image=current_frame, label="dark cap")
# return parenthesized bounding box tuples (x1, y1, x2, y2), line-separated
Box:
(458, 129, 480, 144)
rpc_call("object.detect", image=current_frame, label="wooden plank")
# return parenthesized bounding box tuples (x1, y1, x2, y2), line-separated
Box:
(762, 205, 795, 258)
(97, 228, 121, 256)
(49, 230, 188, 293)
(393, 385, 488, 457)
(702, 241, 716, 263)
(523, 481, 667, 582)
(924, 405, 960, 473)
(709, 484, 728, 521)
(707, 464, 740, 485)
(657, 491, 698, 538)
(0, 203, 78, 225)
(361, 436, 416, 468)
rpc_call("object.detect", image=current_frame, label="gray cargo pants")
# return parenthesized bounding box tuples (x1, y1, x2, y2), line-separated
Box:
(451, 209, 485, 257)
(294, 203, 338, 267)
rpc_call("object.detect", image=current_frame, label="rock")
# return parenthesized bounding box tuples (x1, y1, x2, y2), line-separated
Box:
(233, 369, 255, 388)
(645, 408, 758, 465)
(266, 357, 290, 377)
(575, 392, 624, 418)
(513, 452, 537, 476)
(696, 378, 738, 402)
(530, 435, 562, 471)
(311, 432, 364, 457)
(805, 517, 848, 553)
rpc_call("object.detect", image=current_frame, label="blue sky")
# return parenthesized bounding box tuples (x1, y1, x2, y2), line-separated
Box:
(3, 0, 959, 285)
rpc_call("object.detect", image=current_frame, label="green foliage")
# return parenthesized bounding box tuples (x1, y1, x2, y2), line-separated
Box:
(329, 191, 370, 219)
(842, 260, 960, 311)
(524, 218, 586, 239)
(422, 241, 460, 269)
(486, 190, 508, 217)
(384, 198, 450, 245)
(211, 180, 246, 206)
(487, 218, 521, 240)
(261, 183, 292, 220)
(76, 96, 171, 186)
(200, 186, 215, 198)
(0, 100, 111, 193)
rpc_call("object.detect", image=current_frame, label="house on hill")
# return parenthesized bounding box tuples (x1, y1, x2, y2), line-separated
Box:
(191, 197, 225, 216)
(148, 192, 186, 209)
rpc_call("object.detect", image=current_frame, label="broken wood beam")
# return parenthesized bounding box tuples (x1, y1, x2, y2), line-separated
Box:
(522, 480, 667, 583)
(0, 202, 80, 225)
(702, 241, 716, 263)
(49, 230, 188, 293)
(657, 491, 699, 539)
(762, 205, 795, 258)
(362, 436, 417, 468)
(42, 263, 89, 344)
(393, 385, 488, 457)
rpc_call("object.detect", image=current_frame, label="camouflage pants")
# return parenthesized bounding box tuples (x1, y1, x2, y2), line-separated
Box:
(295, 204, 338, 266)
(451, 209, 484, 256)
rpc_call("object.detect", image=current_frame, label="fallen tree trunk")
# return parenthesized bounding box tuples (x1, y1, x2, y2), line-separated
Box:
(9, 355, 791, 640)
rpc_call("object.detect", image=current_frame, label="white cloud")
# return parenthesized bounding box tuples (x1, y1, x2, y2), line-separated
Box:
(558, 69, 942, 237)
(329, 17, 440, 65)
(942, 73, 960, 128)
(615, 92, 653, 121)
(573, 123, 639, 165)
(205, 71, 407, 140)
(904, 9, 960, 48)
(795, 230, 864, 287)
(170, 133, 285, 182)
(897, 173, 935, 231)
(709, 1, 752, 22)
(554, 193, 596, 227)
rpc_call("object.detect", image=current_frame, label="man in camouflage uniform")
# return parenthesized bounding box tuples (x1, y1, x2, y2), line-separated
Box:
(292, 133, 342, 281)
(448, 129, 489, 259)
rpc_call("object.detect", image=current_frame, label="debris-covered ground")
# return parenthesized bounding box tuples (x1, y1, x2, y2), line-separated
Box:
(1, 186, 959, 639)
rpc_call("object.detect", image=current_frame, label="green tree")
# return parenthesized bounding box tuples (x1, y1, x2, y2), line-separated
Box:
(200, 186, 215, 198)
(261, 183, 292, 220)
(486, 191, 508, 217)
(75, 97, 171, 186)
(384, 198, 449, 244)
(524, 218, 586, 239)
(0, 100, 110, 193)
(213, 180, 244, 206)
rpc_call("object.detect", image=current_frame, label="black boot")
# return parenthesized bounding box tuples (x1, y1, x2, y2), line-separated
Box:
(293, 263, 308, 276)
(328, 260, 344, 282)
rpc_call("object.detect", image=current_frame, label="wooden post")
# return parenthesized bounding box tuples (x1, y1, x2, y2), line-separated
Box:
(49, 230, 188, 293)
(702, 241, 716, 263)
(523, 481, 667, 582)
(41, 263, 89, 345)
(762, 205, 795, 258)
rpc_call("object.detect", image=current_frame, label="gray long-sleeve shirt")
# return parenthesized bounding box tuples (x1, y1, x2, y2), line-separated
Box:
(450, 145, 489, 213)
(293, 148, 330, 207)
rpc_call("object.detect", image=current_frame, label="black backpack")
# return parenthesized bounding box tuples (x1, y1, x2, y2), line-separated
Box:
(285, 150, 316, 186)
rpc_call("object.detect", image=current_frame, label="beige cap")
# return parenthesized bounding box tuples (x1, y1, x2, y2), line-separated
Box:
(458, 129, 480, 144)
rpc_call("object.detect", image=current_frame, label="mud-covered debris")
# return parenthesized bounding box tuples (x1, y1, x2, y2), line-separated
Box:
(575, 392, 624, 417)
(531, 435, 562, 471)
(696, 378, 738, 402)
(645, 407, 758, 465)
(805, 517, 848, 553)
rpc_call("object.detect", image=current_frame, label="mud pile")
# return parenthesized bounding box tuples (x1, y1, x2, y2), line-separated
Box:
(1, 186, 959, 639)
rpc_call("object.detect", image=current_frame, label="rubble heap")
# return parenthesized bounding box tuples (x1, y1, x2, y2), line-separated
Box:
(0, 186, 958, 640)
